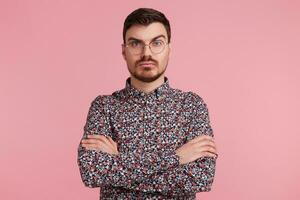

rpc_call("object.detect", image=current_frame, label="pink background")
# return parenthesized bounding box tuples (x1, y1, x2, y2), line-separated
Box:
(1, 1, 299, 199)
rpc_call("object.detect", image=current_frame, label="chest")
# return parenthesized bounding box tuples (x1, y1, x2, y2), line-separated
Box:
(110, 101, 190, 153)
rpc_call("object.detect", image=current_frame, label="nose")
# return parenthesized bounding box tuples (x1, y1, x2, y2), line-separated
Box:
(141, 44, 152, 57)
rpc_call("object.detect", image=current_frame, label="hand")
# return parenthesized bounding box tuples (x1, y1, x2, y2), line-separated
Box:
(175, 135, 218, 165)
(81, 134, 119, 155)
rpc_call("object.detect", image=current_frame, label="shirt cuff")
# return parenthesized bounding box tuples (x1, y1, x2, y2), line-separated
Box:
(159, 149, 180, 170)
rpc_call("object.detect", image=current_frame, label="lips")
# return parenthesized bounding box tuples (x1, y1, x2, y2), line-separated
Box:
(138, 62, 156, 67)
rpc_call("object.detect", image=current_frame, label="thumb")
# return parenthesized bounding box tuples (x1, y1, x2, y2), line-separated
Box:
(107, 137, 117, 149)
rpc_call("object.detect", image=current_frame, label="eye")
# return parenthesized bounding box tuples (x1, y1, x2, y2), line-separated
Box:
(129, 41, 141, 48)
(151, 40, 164, 47)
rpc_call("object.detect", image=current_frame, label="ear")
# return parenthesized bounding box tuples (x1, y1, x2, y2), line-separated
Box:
(121, 44, 127, 61)
(168, 43, 171, 57)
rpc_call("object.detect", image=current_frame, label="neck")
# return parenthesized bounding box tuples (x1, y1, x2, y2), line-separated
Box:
(130, 75, 165, 94)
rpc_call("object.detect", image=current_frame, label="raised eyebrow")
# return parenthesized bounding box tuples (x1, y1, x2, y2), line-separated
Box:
(127, 35, 166, 43)
(151, 35, 166, 41)
(127, 38, 142, 43)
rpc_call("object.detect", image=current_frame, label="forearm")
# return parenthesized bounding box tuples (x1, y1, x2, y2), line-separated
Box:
(77, 144, 180, 188)
(119, 156, 216, 197)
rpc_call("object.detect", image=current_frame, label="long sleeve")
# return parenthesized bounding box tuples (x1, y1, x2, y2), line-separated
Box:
(77, 95, 180, 188)
(118, 92, 217, 197)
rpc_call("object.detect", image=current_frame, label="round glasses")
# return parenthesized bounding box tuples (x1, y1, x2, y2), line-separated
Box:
(123, 40, 168, 55)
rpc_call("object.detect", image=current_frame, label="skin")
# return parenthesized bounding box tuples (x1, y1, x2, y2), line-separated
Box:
(122, 22, 170, 93)
(81, 22, 218, 164)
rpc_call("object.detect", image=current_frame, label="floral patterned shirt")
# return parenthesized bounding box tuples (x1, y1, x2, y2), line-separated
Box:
(77, 76, 216, 199)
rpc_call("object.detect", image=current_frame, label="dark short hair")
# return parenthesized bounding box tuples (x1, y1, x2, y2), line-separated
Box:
(123, 8, 171, 44)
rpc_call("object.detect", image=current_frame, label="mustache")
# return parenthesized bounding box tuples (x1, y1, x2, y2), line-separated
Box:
(135, 57, 158, 66)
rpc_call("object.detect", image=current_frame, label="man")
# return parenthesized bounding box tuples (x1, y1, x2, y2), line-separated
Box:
(77, 7, 218, 199)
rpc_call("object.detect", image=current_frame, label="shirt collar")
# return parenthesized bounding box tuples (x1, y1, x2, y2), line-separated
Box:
(124, 76, 171, 101)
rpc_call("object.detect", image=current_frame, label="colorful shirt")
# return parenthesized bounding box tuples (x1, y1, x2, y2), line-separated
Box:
(77, 76, 217, 200)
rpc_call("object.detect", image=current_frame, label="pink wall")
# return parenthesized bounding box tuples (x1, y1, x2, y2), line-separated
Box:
(1, 1, 299, 199)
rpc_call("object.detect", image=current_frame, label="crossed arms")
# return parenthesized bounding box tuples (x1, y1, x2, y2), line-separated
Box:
(77, 92, 217, 197)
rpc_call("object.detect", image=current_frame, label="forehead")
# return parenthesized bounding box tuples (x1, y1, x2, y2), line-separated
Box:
(125, 22, 168, 42)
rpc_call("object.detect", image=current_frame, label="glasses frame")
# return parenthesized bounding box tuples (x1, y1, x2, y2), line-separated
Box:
(122, 40, 169, 55)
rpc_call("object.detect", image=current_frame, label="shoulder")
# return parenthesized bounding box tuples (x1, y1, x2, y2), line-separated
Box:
(88, 90, 124, 113)
(168, 87, 209, 109)
(90, 88, 123, 105)
(182, 90, 208, 109)
(91, 94, 111, 103)
(87, 94, 115, 111)
(185, 91, 204, 101)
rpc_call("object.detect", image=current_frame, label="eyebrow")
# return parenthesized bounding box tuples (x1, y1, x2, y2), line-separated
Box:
(127, 34, 166, 43)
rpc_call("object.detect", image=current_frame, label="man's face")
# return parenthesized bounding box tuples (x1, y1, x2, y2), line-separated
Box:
(122, 22, 171, 83)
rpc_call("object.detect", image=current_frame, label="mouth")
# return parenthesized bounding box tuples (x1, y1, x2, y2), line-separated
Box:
(138, 62, 156, 68)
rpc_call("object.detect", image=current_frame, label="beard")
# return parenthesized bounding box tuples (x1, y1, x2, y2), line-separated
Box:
(128, 56, 169, 83)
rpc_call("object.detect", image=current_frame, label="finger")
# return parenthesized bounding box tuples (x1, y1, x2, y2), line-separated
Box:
(202, 147, 218, 155)
(88, 135, 113, 145)
(193, 140, 216, 149)
(107, 137, 117, 148)
(82, 143, 98, 149)
(81, 139, 101, 144)
(201, 152, 218, 158)
(87, 134, 108, 139)
(97, 136, 116, 149)
(190, 135, 214, 144)
(82, 135, 110, 143)
(88, 135, 114, 147)
(205, 144, 217, 153)
(82, 141, 111, 151)
(205, 151, 218, 158)
(199, 140, 216, 146)
(194, 142, 217, 154)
